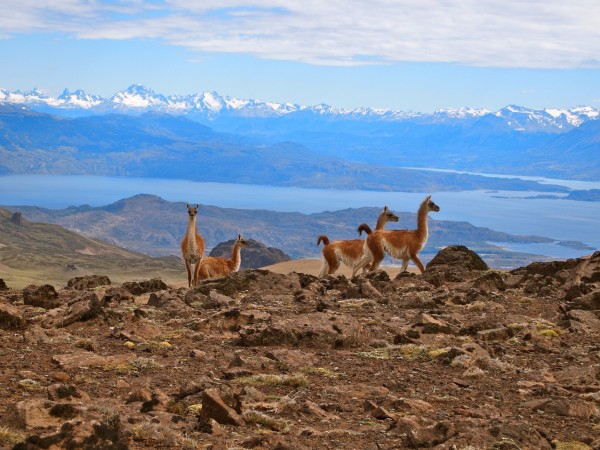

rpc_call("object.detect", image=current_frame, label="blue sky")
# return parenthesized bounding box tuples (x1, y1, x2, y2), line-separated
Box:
(1, 0, 600, 112)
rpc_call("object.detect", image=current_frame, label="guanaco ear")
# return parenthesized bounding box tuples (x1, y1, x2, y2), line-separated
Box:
(238, 234, 242, 240)
(425, 195, 431, 201)
(186, 203, 190, 208)
(383, 206, 389, 212)
(195, 204, 199, 209)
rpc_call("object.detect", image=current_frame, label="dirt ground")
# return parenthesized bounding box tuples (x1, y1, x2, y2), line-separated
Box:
(1, 247, 600, 449)
(263, 259, 413, 278)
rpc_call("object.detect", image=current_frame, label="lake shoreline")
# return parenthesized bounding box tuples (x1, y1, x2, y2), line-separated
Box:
(1, 175, 599, 260)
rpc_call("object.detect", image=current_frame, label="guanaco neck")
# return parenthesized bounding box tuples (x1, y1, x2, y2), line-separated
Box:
(415, 200, 431, 243)
(231, 242, 242, 271)
(186, 215, 199, 256)
(375, 213, 390, 230)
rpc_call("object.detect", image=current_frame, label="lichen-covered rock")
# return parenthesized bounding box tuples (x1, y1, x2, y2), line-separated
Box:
(200, 388, 245, 426)
(66, 275, 111, 290)
(195, 269, 301, 297)
(209, 238, 291, 269)
(121, 277, 168, 295)
(427, 245, 489, 271)
(0, 303, 26, 330)
(22, 284, 61, 309)
(41, 293, 102, 328)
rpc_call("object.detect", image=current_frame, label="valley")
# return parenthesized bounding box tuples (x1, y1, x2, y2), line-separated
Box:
(2, 192, 597, 291)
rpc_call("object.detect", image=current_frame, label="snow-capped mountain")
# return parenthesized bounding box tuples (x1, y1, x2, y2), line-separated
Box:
(1, 83, 598, 132)
(57, 89, 104, 109)
(494, 105, 600, 132)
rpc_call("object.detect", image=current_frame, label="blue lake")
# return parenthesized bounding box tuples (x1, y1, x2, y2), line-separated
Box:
(1, 175, 599, 259)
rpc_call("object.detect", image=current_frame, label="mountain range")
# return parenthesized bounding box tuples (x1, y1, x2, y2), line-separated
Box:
(1, 84, 599, 183)
(2, 84, 599, 131)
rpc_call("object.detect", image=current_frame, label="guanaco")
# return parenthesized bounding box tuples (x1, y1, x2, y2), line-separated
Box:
(197, 234, 250, 281)
(317, 206, 399, 278)
(181, 203, 206, 287)
(354, 195, 440, 274)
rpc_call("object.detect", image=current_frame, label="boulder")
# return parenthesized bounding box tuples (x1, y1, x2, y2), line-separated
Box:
(41, 293, 102, 328)
(209, 238, 291, 269)
(2, 399, 65, 429)
(11, 212, 22, 226)
(51, 351, 134, 370)
(470, 271, 507, 292)
(427, 246, 489, 271)
(390, 416, 457, 447)
(121, 278, 168, 295)
(195, 269, 301, 297)
(47, 384, 91, 403)
(22, 284, 61, 309)
(200, 388, 245, 426)
(565, 309, 600, 333)
(238, 312, 368, 348)
(66, 275, 111, 290)
(0, 303, 26, 330)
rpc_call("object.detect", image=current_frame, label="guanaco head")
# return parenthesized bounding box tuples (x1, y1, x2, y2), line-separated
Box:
(382, 206, 399, 223)
(186, 203, 199, 218)
(424, 196, 440, 212)
(236, 234, 250, 248)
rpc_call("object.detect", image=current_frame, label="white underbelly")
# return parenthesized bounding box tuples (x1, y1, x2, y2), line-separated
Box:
(383, 240, 409, 260)
(335, 248, 359, 266)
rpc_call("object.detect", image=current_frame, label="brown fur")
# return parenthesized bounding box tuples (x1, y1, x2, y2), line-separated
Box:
(181, 203, 206, 287)
(197, 234, 250, 281)
(355, 195, 440, 274)
(317, 206, 399, 278)
(357, 224, 373, 235)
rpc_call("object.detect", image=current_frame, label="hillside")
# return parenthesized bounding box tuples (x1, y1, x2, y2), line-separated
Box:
(0, 207, 184, 288)
(3, 194, 584, 270)
(0, 104, 585, 190)
(0, 247, 599, 448)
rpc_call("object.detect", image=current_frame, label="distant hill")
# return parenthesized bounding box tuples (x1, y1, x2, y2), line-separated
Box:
(3, 194, 586, 270)
(0, 207, 184, 288)
(209, 238, 291, 269)
(0, 104, 586, 190)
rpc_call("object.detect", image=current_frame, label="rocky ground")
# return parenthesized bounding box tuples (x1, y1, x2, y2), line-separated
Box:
(1, 246, 600, 450)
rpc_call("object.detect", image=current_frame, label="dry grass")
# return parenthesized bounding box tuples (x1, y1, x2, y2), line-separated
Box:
(18, 379, 46, 391)
(357, 348, 391, 360)
(302, 366, 340, 378)
(0, 426, 26, 447)
(242, 410, 291, 432)
(232, 373, 308, 388)
(553, 442, 592, 450)
(0, 212, 184, 289)
(128, 421, 179, 447)
(397, 344, 451, 362)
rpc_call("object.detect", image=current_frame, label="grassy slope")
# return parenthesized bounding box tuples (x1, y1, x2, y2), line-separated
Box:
(0, 208, 185, 289)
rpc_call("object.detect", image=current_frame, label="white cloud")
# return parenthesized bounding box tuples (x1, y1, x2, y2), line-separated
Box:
(1, 0, 599, 68)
